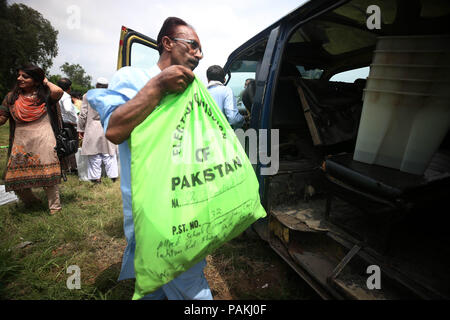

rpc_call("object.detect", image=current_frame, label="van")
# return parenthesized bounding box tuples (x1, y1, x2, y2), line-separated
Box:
(118, 0, 450, 299)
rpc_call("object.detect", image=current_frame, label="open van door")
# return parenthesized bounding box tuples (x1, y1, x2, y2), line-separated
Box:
(117, 26, 159, 70)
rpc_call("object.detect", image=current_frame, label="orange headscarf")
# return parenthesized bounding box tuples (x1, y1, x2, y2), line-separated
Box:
(11, 94, 47, 123)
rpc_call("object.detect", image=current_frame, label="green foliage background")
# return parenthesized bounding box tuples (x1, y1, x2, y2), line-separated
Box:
(0, 1, 93, 98)
(57, 62, 93, 95)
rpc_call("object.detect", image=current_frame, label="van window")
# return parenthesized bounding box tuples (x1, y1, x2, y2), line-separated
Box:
(329, 67, 370, 83)
(228, 68, 256, 112)
(227, 40, 267, 113)
(130, 42, 159, 69)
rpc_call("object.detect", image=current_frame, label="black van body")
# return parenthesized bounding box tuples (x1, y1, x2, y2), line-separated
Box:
(223, 0, 450, 299)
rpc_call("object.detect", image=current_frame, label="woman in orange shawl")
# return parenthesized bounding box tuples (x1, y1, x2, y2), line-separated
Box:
(0, 64, 64, 215)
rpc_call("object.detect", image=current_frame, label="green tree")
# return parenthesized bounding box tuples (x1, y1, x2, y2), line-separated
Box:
(48, 74, 62, 85)
(60, 62, 93, 89)
(0, 0, 58, 98)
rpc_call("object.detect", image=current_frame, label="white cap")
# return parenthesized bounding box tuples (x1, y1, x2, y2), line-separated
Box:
(96, 77, 108, 85)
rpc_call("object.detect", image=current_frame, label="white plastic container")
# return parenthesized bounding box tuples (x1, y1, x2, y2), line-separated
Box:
(75, 148, 90, 181)
(401, 103, 450, 174)
(376, 35, 450, 51)
(354, 89, 450, 175)
(369, 64, 450, 81)
(365, 77, 450, 97)
(372, 50, 450, 66)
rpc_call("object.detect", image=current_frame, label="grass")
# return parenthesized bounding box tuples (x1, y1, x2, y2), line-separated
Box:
(0, 120, 317, 300)
(0, 175, 318, 300)
(0, 176, 129, 300)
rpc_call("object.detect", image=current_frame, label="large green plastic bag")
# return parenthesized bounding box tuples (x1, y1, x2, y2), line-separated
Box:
(130, 77, 266, 299)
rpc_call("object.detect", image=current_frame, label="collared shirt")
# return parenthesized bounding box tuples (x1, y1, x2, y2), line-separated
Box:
(86, 65, 212, 300)
(59, 91, 79, 125)
(207, 81, 244, 129)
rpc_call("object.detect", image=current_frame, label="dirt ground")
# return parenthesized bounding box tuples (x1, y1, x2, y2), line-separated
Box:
(203, 228, 319, 300)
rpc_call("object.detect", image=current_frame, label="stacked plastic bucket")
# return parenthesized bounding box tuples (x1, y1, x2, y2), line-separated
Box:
(353, 35, 450, 175)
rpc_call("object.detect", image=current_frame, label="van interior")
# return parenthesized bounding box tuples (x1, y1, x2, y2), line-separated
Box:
(232, 0, 450, 299)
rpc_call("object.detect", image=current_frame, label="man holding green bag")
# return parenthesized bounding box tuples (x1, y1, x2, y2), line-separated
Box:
(87, 17, 212, 300)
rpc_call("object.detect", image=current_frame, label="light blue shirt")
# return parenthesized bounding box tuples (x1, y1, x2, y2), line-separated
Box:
(87, 66, 159, 282)
(87, 65, 212, 300)
(207, 81, 245, 129)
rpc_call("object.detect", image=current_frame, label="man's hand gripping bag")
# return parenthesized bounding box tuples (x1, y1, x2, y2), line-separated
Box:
(130, 78, 266, 299)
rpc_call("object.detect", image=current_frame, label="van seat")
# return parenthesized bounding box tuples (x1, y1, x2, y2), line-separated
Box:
(295, 78, 364, 146)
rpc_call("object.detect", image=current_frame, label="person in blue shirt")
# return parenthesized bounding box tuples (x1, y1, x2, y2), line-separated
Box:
(87, 17, 212, 300)
(206, 65, 246, 129)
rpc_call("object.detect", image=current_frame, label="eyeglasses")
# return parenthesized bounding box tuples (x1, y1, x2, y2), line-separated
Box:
(171, 38, 203, 56)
